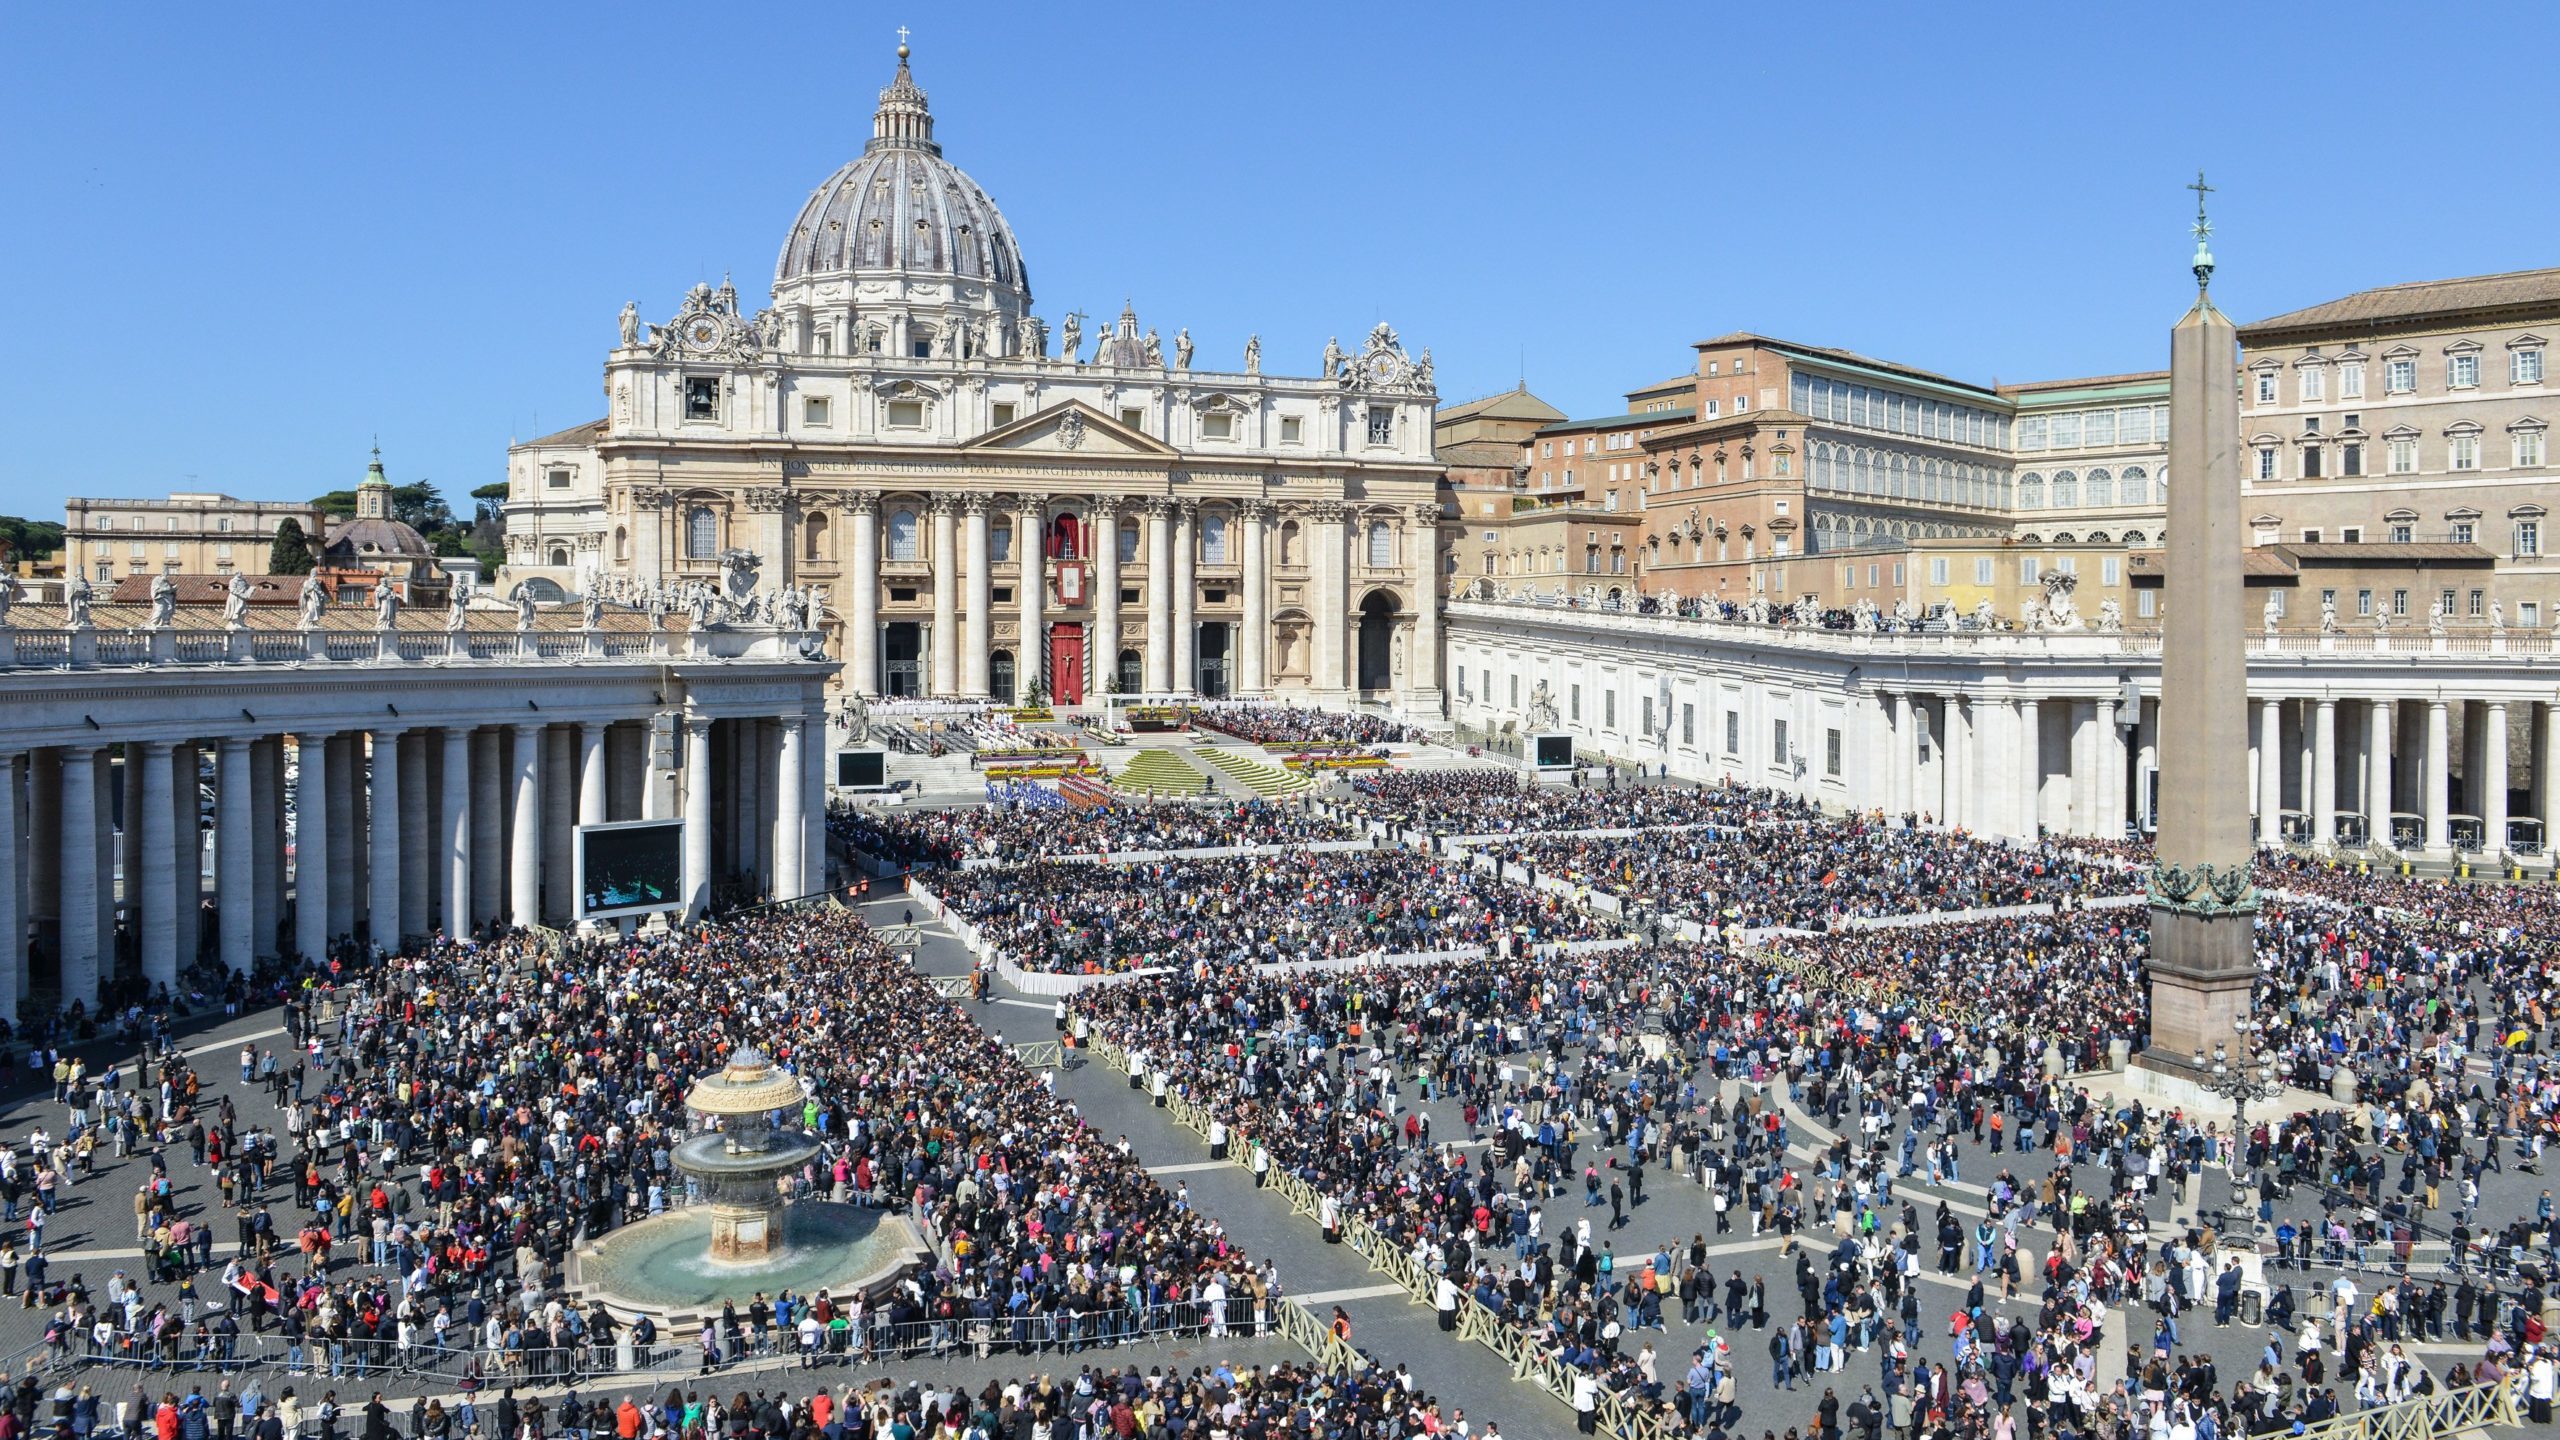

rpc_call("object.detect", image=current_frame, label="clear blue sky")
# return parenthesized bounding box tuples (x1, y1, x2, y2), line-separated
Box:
(6, 1, 2552, 518)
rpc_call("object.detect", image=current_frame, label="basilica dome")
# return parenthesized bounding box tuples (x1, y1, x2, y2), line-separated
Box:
(772, 47, 1030, 313)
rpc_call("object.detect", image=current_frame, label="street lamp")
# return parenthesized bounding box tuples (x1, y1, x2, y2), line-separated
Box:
(2191, 1015, 2285, 1243)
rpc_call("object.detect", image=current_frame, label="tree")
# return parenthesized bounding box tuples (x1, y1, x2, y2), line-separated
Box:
(270, 518, 316, 574)
(0, 516, 65, 564)
(311, 490, 359, 519)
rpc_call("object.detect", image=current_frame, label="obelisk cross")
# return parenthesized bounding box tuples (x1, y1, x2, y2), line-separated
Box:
(2187, 171, 2214, 240)
(2187, 171, 2216, 291)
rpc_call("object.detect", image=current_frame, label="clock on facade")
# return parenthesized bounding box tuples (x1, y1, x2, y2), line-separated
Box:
(683, 317, 723, 352)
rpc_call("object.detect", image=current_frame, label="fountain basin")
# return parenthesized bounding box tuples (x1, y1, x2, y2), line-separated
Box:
(568, 1201, 929, 1329)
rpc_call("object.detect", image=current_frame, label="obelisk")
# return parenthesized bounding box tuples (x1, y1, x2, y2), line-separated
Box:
(2142, 175, 2260, 1073)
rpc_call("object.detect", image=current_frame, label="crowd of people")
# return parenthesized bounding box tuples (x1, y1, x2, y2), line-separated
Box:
(1342, 770, 1817, 836)
(1195, 705, 1424, 748)
(831, 795, 1354, 872)
(1490, 822, 2138, 932)
(930, 851, 1624, 974)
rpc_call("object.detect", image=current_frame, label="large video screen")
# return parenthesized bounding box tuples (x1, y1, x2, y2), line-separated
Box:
(835, 750, 886, 788)
(577, 819, 685, 920)
(1534, 734, 1575, 769)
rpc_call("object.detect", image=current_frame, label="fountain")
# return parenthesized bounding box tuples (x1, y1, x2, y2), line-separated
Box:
(567, 1045, 929, 1325)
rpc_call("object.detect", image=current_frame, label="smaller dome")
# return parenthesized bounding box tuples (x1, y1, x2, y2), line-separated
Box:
(325, 446, 433, 559)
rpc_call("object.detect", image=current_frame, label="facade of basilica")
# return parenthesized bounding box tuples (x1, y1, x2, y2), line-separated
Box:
(502, 45, 1445, 711)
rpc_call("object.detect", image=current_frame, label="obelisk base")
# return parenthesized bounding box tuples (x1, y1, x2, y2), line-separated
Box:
(2142, 905, 2256, 1066)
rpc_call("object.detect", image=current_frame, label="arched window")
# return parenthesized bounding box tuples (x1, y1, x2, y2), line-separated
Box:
(2085, 469, 2113, 508)
(2121, 530, 2148, 544)
(612, 526, 628, 562)
(2119, 466, 2149, 505)
(887, 508, 919, 561)
(2017, 473, 2045, 510)
(1367, 520, 1394, 568)
(803, 510, 831, 562)
(686, 506, 718, 559)
(1278, 520, 1303, 567)
(1200, 511, 1229, 564)
(1116, 649, 1142, 693)
(547, 545, 568, 568)
(991, 520, 1013, 564)
(1117, 520, 1140, 564)
(2052, 471, 2080, 508)
(1049, 512, 1081, 560)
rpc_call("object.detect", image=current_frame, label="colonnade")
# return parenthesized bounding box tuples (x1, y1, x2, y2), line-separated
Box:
(2245, 695, 2560, 854)
(1877, 690, 2133, 839)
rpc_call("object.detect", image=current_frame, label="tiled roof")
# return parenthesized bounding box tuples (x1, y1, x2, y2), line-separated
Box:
(2242, 267, 2560, 337)
(518, 418, 609, 449)
(1692, 332, 1994, 397)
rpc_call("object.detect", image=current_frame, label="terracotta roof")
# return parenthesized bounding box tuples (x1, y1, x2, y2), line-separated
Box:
(2274, 541, 2498, 565)
(1534, 407, 1694, 435)
(2124, 549, 2298, 579)
(2242, 266, 2560, 337)
(106, 574, 301, 605)
(517, 418, 609, 449)
(1434, 387, 1566, 424)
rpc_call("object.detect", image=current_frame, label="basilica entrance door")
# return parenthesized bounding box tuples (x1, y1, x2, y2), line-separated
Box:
(1049, 622, 1086, 706)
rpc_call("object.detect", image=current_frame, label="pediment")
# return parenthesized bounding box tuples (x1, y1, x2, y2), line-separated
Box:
(963, 401, 1180, 458)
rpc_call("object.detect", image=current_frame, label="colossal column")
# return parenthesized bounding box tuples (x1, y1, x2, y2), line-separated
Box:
(398, 732, 429, 943)
(1408, 502, 1442, 704)
(2097, 697, 2128, 838)
(217, 737, 254, 973)
(2311, 699, 2338, 845)
(139, 740, 177, 987)
(170, 743, 196, 971)
(1093, 496, 1122, 694)
(1311, 502, 1348, 696)
(2256, 697, 2283, 845)
(251, 738, 281, 958)
(2539, 702, 2560, 842)
(510, 723, 542, 929)
(1172, 500, 1197, 694)
(294, 733, 331, 962)
(542, 726, 575, 923)
(368, 729, 405, 950)
(58, 747, 98, 1005)
(2014, 697, 2041, 838)
(682, 716, 713, 922)
(1144, 499, 1174, 693)
(470, 728, 503, 927)
(2481, 701, 2509, 855)
(442, 728, 472, 939)
(847, 492, 882, 697)
(929, 496, 959, 696)
(0, 751, 17, 1024)
(962, 493, 993, 698)
(2143, 219, 2260, 1073)
(1016, 495, 1045, 704)
(1239, 500, 1270, 694)
(326, 734, 355, 937)
(2422, 699, 2450, 852)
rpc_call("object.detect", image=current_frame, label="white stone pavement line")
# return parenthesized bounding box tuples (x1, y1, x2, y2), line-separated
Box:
(1291, 1283, 1412, 1306)
(184, 1025, 289, 1060)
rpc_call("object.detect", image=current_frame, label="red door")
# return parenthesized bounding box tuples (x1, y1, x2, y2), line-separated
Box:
(1049, 623, 1086, 707)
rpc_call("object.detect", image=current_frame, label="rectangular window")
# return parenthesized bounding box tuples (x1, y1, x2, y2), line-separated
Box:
(2523, 602, 2542, 627)
(2137, 589, 2157, 617)
(1724, 710, 1740, 755)
(2299, 366, 2325, 402)
(545, 466, 572, 488)
(991, 402, 1016, 427)
(1867, 564, 1879, 587)
(2387, 357, 2416, 393)
(1366, 406, 1395, 446)
(1281, 416, 1303, 444)
(2320, 588, 2337, 613)
(1892, 562, 1904, 585)
(2440, 588, 2457, 616)
(1509, 675, 1519, 709)
(2340, 442, 2363, 477)
(2517, 431, 2547, 468)
(1771, 717, 1789, 767)
(215, 543, 234, 563)
(1929, 558, 1950, 586)
(1603, 691, 1617, 729)
(886, 398, 924, 429)
(2390, 522, 2413, 544)
(2254, 372, 2277, 404)
(2017, 417, 2046, 451)
(1569, 685, 1581, 721)
(2301, 445, 2322, 479)
(2339, 364, 2364, 399)
(2469, 589, 2485, 617)
(1973, 558, 1993, 585)
(683, 376, 720, 420)
(2341, 528, 2362, 543)
(2449, 353, 2480, 389)
(1200, 412, 1234, 440)
(802, 397, 831, 427)
(2518, 349, 2547, 385)
(2357, 589, 2373, 616)
(2102, 557, 2120, 585)
(2084, 409, 2115, 447)
(2517, 520, 2542, 557)
(1641, 696, 1654, 736)
(2302, 529, 2321, 544)
(2256, 448, 2277, 480)
(1120, 408, 1144, 431)
(1682, 704, 1695, 746)
(2019, 557, 2041, 585)
(1824, 728, 1843, 778)
(2049, 413, 2081, 449)
(2452, 520, 2475, 544)
(2392, 589, 2409, 616)
(2389, 437, 2417, 474)
(2451, 435, 2481, 471)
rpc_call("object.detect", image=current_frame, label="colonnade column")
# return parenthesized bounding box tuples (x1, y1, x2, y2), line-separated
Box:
(170, 743, 196, 972)
(2481, 701, 2509, 854)
(2540, 703, 2560, 850)
(251, 739, 281, 958)
(470, 729, 502, 928)
(295, 734, 330, 961)
(2366, 700, 2395, 848)
(217, 737, 253, 973)
(398, 732, 428, 945)
(801, 714, 824, 896)
(139, 740, 177, 987)
(682, 717, 713, 922)
(1144, 499, 1174, 693)
(1408, 502, 1441, 700)
(1880, 691, 1907, 814)
(1239, 500, 1269, 694)
(0, 752, 17, 1024)
(1945, 699, 1971, 832)
(441, 729, 471, 939)
(929, 495, 959, 697)
(325, 735, 355, 938)
(58, 747, 98, 1005)
(543, 727, 575, 923)
(2256, 697, 2283, 845)
(848, 492, 881, 697)
(2097, 698, 2127, 839)
(1172, 500, 1197, 695)
(2311, 699, 2338, 845)
(776, 716, 805, 902)
(1312, 502, 1348, 695)
(962, 494, 993, 699)
(1093, 496, 1122, 697)
(509, 723, 542, 929)
(368, 729, 404, 949)
(2014, 698, 2041, 838)
(2422, 699, 2450, 852)
(1017, 496, 1045, 704)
